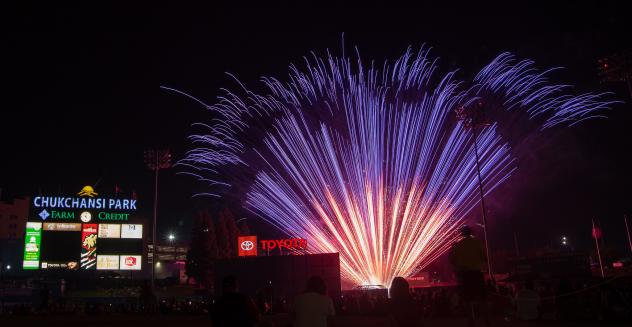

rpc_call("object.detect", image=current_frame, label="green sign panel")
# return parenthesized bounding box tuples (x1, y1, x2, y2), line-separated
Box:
(23, 222, 42, 269)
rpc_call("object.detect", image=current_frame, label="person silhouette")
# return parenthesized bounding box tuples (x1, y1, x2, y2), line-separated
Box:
(293, 276, 335, 327)
(387, 277, 421, 327)
(211, 275, 260, 327)
(515, 280, 540, 321)
(449, 225, 489, 326)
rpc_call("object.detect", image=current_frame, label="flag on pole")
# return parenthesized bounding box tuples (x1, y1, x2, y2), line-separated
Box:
(592, 218, 605, 278)
(592, 224, 602, 239)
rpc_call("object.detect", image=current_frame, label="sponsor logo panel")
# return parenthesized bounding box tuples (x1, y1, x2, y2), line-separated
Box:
(119, 255, 142, 270)
(97, 255, 120, 270)
(22, 222, 42, 269)
(43, 222, 82, 231)
(98, 224, 121, 238)
(81, 224, 98, 269)
(121, 224, 142, 239)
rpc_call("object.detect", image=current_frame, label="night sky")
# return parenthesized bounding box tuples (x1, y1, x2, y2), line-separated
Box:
(3, 2, 631, 254)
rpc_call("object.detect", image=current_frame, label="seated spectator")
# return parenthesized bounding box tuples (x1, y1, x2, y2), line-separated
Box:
(212, 275, 260, 327)
(515, 280, 540, 321)
(387, 277, 421, 327)
(293, 276, 335, 327)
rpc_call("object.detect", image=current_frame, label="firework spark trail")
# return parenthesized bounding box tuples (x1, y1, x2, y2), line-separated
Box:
(172, 47, 616, 286)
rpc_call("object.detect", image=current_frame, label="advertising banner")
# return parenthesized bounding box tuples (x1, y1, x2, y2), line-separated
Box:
(119, 255, 142, 270)
(157, 254, 175, 261)
(98, 224, 121, 238)
(41, 261, 79, 270)
(22, 222, 42, 269)
(176, 247, 188, 253)
(43, 222, 82, 231)
(97, 255, 120, 270)
(121, 224, 142, 238)
(156, 246, 175, 252)
(81, 224, 98, 269)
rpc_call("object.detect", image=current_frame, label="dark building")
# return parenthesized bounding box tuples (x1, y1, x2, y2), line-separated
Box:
(214, 253, 341, 302)
(0, 196, 29, 273)
(509, 250, 591, 280)
(0, 196, 29, 240)
(153, 243, 188, 283)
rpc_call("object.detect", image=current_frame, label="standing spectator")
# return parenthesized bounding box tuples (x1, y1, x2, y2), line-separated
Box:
(293, 276, 335, 327)
(449, 225, 490, 326)
(139, 280, 156, 313)
(515, 280, 540, 321)
(540, 282, 555, 320)
(212, 275, 260, 327)
(359, 292, 373, 315)
(39, 285, 50, 312)
(345, 294, 359, 314)
(60, 279, 66, 298)
(556, 278, 573, 321)
(387, 277, 422, 327)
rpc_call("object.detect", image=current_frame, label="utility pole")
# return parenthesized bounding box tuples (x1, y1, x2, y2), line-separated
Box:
(144, 149, 172, 291)
(513, 232, 520, 257)
(624, 214, 632, 255)
(456, 101, 494, 280)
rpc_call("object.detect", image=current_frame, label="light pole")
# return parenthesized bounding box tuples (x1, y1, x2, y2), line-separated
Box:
(144, 149, 172, 291)
(456, 101, 494, 280)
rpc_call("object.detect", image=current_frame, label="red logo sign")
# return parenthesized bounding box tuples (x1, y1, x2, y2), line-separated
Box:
(237, 236, 308, 256)
(260, 238, 307, 252)
(238, 236, 258, 257)
(125, 256, 137, 266)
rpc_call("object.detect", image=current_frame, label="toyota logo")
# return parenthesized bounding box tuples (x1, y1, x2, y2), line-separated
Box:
(241, 240, 254, 251)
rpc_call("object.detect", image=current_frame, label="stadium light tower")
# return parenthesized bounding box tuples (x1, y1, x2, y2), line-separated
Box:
(598, 50, 632, 100)
(456, 101, 494, 280)
(144, 149, 172, 290)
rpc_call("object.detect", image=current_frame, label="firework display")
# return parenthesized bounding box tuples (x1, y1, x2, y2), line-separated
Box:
(173, 47, 616, 286)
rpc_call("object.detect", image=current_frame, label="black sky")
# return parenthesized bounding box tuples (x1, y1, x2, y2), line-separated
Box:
(3, 2, 631, 251)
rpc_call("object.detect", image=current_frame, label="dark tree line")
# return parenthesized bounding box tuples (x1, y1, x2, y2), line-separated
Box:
(185, 208, 250, 288)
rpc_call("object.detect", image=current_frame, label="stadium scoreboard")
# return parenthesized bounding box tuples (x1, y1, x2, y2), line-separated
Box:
(22, 185, 144, 271)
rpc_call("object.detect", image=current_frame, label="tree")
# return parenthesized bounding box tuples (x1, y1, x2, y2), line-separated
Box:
(216, 211, 232, 259)
(186, 210, 218, 288)
(216, 208, 241, 258)
(223, 208, 240, 257)
(239, 220, 251, 236)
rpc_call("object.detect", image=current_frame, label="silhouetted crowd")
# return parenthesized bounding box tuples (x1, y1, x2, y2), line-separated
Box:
(2, 276, 631, 325)
(332, 278, 632, 323)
